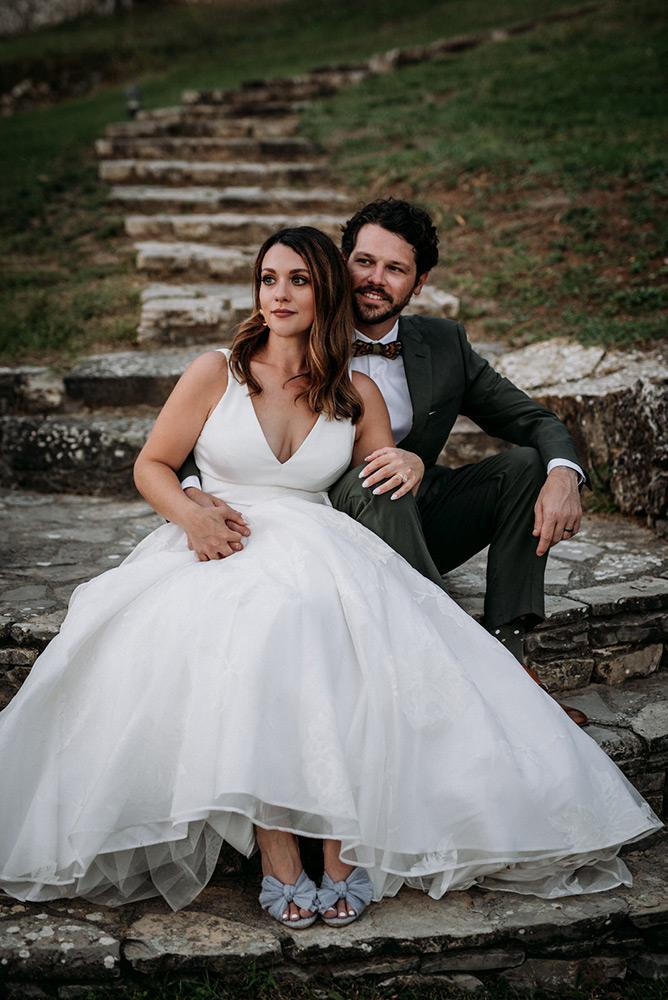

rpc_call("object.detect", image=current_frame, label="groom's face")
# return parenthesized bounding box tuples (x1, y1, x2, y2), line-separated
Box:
(346, 224, 428, 336)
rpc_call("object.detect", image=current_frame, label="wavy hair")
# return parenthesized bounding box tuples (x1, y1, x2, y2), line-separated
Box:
(230, 227, 362, 422)
(341, 197, 439, 280)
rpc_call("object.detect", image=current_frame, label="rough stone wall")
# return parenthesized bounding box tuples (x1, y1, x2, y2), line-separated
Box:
(0, 0, 132, 37)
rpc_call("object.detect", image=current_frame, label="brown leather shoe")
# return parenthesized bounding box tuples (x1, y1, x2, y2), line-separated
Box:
(522, 664, 588, 727)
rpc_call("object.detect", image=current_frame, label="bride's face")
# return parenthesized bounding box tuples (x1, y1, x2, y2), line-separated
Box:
(259, 244, 315, 339)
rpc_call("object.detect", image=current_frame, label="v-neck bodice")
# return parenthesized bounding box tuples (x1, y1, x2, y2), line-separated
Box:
(247, 395, 322, 467)
(193, 349, 356, 508)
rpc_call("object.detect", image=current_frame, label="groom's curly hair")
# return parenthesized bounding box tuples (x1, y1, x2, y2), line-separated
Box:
(341, 197, 439, 281)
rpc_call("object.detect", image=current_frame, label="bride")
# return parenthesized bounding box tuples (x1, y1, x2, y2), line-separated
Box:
(0, 227, 661, 928)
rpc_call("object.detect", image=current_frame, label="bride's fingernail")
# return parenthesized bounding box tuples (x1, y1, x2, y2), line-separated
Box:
(362, 479, 371, 488)
(372, 487, 382, 495)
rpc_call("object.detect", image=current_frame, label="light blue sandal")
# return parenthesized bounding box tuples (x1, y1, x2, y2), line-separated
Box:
(317, 867, 374, 927)
(259, 870, 318, 928)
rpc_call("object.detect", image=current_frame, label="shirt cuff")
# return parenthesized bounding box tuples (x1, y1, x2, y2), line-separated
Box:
(547, 459, 585, 485)
(181, 476, 202, 492)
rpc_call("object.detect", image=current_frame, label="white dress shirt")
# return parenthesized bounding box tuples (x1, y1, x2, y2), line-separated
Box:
(349, 320, 412, 444)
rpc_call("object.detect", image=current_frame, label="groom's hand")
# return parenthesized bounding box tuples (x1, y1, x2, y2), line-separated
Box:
(533, 467, 582, 556)
(183, 488, 250, 560)
(360, 448, 424, 499)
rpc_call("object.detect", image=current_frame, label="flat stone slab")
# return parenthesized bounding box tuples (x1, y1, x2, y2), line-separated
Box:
(135, 241, 254, 279)
(124, 911, 280, 974)
(1, 831, 666, 989)
(125, 211, 347, 243)
(569, 578, 668, 616)
(497, 338, 668, 523)
(64, 347, 209, 406)
(111, 184, 352, 214)
(95, 135, 316, 162)
(99, 158, 326, 186)
(0, 414, 155, 498)
(104, 112, 300, 139)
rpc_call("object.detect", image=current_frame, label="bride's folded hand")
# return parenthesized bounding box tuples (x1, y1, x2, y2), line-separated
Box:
(360, 447, 424, 499)
(182, 496, 250, 561)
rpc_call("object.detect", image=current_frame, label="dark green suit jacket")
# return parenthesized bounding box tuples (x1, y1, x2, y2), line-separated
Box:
(396, 315, 584, 474)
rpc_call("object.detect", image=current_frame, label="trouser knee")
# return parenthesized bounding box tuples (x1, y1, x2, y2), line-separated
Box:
(500, 447, 544, 502)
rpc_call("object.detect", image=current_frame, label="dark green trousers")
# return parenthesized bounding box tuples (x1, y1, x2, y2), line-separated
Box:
(328, 447, 546, 631)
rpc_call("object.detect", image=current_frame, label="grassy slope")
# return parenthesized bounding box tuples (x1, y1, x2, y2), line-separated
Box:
(303, 0, 668, 348)
(0, 0, 666, 362)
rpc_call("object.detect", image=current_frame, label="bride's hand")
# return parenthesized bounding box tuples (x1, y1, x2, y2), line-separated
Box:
(182, 494, 250, 560)
(360, 447, 424, 499)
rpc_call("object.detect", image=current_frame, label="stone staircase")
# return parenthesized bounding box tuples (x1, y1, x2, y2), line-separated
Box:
(1, 32, 667, 996)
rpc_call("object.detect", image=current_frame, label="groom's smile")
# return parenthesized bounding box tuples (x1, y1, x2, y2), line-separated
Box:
(347, 223, 429, 339)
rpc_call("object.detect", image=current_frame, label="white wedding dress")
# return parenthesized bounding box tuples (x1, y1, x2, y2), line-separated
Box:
(0, 351, 661, 911)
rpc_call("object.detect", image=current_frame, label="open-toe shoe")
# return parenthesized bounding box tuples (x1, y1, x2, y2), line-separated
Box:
(259, 870, 318, 928)
(317, 867, 373, 927)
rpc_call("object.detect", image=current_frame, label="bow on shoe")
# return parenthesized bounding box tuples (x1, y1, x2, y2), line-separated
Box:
(259, 870, 318, 927)
(317, 868, 374, 925)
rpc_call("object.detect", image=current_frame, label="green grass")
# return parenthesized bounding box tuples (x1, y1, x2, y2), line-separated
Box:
(70, 969, 668, 1000)
(303, 0, 667, 188)
(0, 0, 666, 361)
(0, 0, 595, 103)
(302, 0, 668, 349)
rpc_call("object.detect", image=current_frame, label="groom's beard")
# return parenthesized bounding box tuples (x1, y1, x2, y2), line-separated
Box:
(352, 283, 415, 327)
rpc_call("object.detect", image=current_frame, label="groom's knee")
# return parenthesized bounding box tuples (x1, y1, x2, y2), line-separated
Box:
(329, 463, 414, 525)
(500, 447, 544, 501)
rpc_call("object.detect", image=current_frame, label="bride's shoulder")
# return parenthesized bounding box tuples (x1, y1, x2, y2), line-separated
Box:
(351, 370, 384, 405)
(183, 349, 229, 387)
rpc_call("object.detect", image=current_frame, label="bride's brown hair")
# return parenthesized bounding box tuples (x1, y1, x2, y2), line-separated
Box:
(230, 227, 362, 422)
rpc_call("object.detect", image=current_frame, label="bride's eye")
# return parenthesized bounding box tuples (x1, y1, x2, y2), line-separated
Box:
(261, 274, 275, 285)
(292, 275, 309, 286)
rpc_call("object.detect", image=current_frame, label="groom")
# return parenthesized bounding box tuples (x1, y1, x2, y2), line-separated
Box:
(181, 198, 587, 722)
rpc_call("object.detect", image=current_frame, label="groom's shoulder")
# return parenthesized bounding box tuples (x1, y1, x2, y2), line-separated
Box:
(399, 313, 465, 344)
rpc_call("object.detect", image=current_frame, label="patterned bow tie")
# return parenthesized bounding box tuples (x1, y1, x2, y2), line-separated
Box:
(352, 339, 402, 360)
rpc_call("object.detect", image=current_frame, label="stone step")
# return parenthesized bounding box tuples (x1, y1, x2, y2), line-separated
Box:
(0, 413, 155, 499)
(181, 81, 333, 107)
(137, 286, 251, 344)
(134, 241, 254, 280)
(99, 158, 327, 187)
(181, 67, 371, 108)
(0, 826, 666, 993)
(111, 185, 351, 215)
(183, 91, 314, 115)
(95, 135, 317, 162)
(496, 339, 668, 531)
(63, 346, 209, 406)
(136, 283, 460, 345)
(125, 211, 347, 245)
(107, 109, 300, 137)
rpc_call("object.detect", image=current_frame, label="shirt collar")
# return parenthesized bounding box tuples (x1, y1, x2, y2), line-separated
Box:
(354, 318, 400, 345)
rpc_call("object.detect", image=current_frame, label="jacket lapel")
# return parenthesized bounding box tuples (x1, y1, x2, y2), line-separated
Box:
(398, 315, 432, 450)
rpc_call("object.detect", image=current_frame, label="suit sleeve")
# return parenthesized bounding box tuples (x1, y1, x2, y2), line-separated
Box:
(457, 327, 586, 474)
(177, 450, 201, 485)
